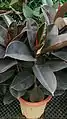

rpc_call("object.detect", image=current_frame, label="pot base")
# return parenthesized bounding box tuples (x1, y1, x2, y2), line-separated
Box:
(27, 113, 44, 119)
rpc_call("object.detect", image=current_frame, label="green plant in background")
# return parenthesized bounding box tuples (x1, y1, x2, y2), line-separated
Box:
(0, 0, 66, 10)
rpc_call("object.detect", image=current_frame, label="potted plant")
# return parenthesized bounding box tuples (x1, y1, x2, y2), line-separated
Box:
(0, 0, 67, 119)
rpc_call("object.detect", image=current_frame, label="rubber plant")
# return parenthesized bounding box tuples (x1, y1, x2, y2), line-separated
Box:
(0, 0, 67, 119)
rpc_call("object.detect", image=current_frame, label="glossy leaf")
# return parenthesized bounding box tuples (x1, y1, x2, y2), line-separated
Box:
(33, 64, 57, 95)
(0, 59, 17, 73)
(46, 60, 67, 72)
(0, 45, 5, 58)
(30, 87, 44, 102)
(5, 41, 36, 61)
(54, 88, 65, 96)
(33, 7, 40, 17)
(0, 25, 7, 46)
(3, 91, 15, 105)
(39, 84, 51, 95)
(10, 88, 26, 98)
(52, 51, 67, 62)
(48, 24, 58, 36)
(26, 18, 37, 50)
(19, 61, 34, 68)
(6, 22, 17, 45)
(0, 84, 7, 95)
(41, 5, 56, 24)
(41, 5, 50, 25)
(0, 70, 15, 83)
(11, 71, 34, 91)
(0, 19, 7, 29)
(47, 24, 54, 33)
(55, 70, 67, 90)
(42, 33, 67, 53)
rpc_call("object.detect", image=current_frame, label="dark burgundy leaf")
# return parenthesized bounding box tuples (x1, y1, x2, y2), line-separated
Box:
(30, 87, 44, 102)
(52, 50, 67, 62)
(5, 41, 36, 61)
(33, 64, 57, 95)
(0, 25, 7, 46)
(0, 59, 17, 73)
(10, 71, 34, 91)
(55, 70, 67, 90)
(42, 33, 67, 53)
(3, 91, 15, 105)
(0, 45, 5, 58)
(41, 5, 56, 24)
(6, 22, 17, 45)
(26, 18, 37, 50)
(45, 60, 67, 72)
(0, 69, 15, 83)
(0, 84, 7, 95)
(10, 88, 26, 98)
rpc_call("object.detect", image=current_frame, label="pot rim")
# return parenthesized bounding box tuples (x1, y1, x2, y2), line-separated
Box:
(18, 96, 52, 107)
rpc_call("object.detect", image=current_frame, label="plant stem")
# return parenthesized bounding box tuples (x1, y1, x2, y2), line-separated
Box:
(34, 75, 37, 88)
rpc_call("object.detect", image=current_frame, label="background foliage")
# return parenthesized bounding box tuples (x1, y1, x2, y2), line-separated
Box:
(0, 0, 66, 10)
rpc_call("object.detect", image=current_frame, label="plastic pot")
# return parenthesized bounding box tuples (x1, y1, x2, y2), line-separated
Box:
(18, 96, 52, 119)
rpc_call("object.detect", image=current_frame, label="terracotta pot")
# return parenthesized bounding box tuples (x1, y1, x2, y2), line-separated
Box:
(18, 96, 52, 119)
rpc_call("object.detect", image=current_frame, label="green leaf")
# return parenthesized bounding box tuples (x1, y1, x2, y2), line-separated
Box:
(33, 7, 40, 17)
(46, 0, 53, 6)
(23, 4, 33, 18)
(33, 64, 57, 95)
(53, 1, 59, 9)
(42, 0, 47, 5)
(5, 41, 36, 62)
(42, 0, 53, 6)
(10, 0, 18, 5)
